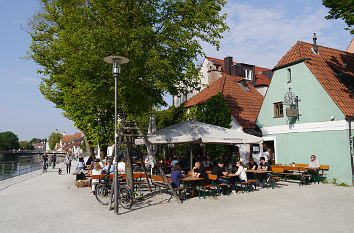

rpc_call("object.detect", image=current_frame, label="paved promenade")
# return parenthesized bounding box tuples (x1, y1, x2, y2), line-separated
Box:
(1, 164, 354, 233)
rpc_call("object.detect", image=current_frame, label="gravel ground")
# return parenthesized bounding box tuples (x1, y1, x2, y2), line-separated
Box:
(1, 163, 354, 233)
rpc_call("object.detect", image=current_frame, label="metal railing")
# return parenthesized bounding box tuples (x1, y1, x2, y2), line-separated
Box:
(0, 156, 65, 181)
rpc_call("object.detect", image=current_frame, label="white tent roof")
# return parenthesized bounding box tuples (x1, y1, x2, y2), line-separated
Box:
(135, 121, 263, 145)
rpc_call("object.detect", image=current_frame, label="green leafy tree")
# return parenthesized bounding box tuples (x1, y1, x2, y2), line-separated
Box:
(26, 0, 228, 152)
(194, 93, 231, 128)
(48, 132, 63, 151)
(19, 141, 35, 150)
(0, 131, 20, 151)
(323, 0, 354, 34)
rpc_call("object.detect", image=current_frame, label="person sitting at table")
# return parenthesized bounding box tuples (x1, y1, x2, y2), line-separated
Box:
(211, 159, 228, 184)
(193, 161, 208, 179)
(235, 161, 247, 183)
(247, 158, 257, 179)
(171, 156, 179, 168)
(103, 160, 114, 174)
(86, 153, 96, 165)
(247, 158, 258, 170)
(257, 156, 271, 188)
(306, 154, 320, 182)
(170, 164, 185, 199)
(202, 156, 212, 169)
(118, 158, 126, 173)
(90, 160, 102, 193)
(76, 155, 85, 171)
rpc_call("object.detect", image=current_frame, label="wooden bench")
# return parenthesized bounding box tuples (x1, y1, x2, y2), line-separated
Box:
(91, 174, 105, 185)
(287, 164, 329, 183)
(149, 175, 184, 201)
(271, 166, 310, 185)
(239, 180, 257, 192)
(208, 174, 230, 195)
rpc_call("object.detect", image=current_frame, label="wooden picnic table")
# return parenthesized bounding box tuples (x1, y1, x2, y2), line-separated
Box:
(246, 170, 272, 174)
(180, 176, 205, 197)
(220, 173, 239, 179)
(181, 176, 205, 182)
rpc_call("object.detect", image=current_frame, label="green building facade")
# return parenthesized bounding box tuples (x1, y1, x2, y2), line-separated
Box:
(256, 42, 354, 185)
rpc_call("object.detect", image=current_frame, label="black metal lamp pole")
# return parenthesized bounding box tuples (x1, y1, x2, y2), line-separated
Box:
(104, 55, 129, 215)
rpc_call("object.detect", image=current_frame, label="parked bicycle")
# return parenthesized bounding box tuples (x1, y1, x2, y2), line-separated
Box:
(95, 173, 134, 209)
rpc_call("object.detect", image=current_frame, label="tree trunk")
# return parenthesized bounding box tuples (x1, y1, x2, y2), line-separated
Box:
(99, 145, 107, 160)
(83, 133, 93, 156)
(125, 139, 134, 191)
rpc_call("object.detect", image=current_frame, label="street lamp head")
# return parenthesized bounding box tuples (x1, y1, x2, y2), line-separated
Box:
(104, 56, 129, 75)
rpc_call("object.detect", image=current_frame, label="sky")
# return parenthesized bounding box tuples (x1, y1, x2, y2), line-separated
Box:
(0, 0, 352, 141)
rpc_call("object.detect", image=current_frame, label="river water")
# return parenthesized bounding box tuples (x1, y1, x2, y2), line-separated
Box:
(0, 152, 42, 181)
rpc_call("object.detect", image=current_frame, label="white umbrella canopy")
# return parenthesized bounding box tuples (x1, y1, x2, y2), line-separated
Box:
(135, 121, 263, 145)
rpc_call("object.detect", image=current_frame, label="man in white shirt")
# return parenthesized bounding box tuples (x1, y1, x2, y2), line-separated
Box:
(117, 159, 126, 173)
(307, 154, 320, 182)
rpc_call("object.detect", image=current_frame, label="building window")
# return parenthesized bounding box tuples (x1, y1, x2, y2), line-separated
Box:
(245, 69, 252, 80)
(287, 68, 291, 83)
(274, 102, 284, 118)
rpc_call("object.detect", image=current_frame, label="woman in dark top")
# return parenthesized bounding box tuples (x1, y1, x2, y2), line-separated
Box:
(247, 158, 258, 170)
(86, 153, 95, 165)
(170, 164, 184, 188)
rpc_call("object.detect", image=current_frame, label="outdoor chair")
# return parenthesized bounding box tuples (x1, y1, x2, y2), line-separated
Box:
(208, 174, 230, 195)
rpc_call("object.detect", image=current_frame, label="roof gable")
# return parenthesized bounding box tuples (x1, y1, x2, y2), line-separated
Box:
(275, 41, 354, 117)
(185, 74, 264, 129)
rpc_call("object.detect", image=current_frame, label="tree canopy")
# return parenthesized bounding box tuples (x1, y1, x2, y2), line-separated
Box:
(48, 131, 63, 150)
(19, 141, 35, 150)
(323, 0, 354, 34)
(0, 131, 20, 151)
(26, 0, 228, 148)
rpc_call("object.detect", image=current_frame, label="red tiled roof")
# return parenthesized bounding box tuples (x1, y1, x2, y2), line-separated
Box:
(205, 57, 271, 86)
(62, 132, 83, 144)
(275, 41, 354, 117)
(184, 74, 264, 129)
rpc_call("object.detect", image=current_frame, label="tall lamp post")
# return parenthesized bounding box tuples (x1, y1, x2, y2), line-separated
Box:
(104, 55, 129, 214)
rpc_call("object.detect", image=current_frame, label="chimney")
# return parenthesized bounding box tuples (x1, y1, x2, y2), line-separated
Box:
(224, 56, 233, 75)
(313, 33, 318, 54)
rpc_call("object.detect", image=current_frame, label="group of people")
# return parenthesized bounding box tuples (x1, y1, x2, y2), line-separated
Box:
(80, 154, 128, 193)
(170, 153, 320, 194)
(41, 153, 57, 169)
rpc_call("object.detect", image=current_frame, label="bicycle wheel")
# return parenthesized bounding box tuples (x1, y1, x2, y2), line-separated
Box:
(118, 185, 134, 209)
(95, 184, 111, 205)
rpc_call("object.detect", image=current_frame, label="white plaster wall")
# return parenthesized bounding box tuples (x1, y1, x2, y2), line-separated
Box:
(230, 116, 243, 131)
(255, 86, 268, 96)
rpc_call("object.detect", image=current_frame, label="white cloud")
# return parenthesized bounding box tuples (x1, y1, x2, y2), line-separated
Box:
(202, 2, 351, 68)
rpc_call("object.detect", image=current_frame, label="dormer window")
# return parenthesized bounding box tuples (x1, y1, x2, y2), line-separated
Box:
(245, 69, 252, 80)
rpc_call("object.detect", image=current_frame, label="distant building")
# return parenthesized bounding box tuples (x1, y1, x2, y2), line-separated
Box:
(173, 56, 272, 107)
(33, 143, 44, 151)
(54, 132, 84, 155)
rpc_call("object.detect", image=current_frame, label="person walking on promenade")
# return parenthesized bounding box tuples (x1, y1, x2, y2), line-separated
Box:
(51, 154, 57, 169)
(65, 153, 72, 174)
